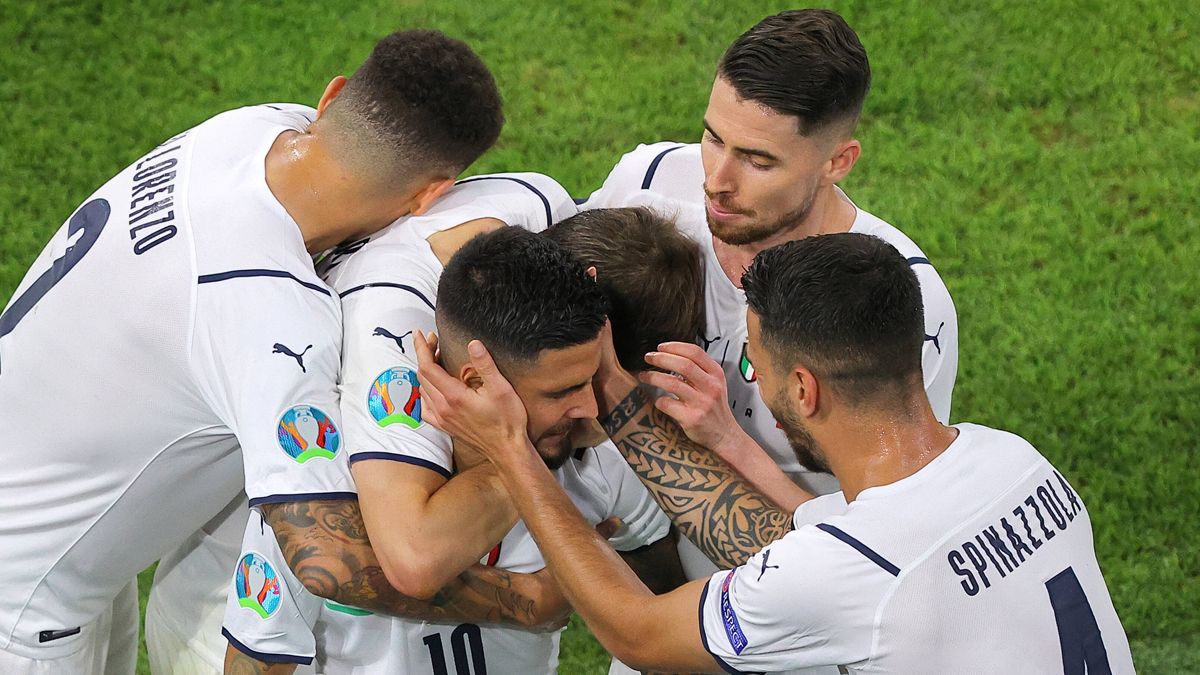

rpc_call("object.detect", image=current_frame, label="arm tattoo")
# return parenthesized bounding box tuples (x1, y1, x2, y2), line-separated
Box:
(602, 386, 792, 568)
(225, 647, 291, 675)
(618, 527, 688, 595)
(263, 500, 557, 629)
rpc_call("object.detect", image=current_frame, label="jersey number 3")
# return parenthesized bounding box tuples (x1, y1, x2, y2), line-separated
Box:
(0, 198, 110, 373)
(1046, 566, 1112, 675)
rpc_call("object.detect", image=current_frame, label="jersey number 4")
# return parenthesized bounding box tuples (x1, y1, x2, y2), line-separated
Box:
(1046, 566, 1112, 675)
(423, 623, 486, 675)
(0, 198, 109, 373)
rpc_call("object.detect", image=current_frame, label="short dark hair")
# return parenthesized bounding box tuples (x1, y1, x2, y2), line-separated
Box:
(718, 9, 870, 136)
(324, 29, 504, 180)
(741, 233, 924, 406)
(436, 226, 608, 366)
(544, 208, 705, 373)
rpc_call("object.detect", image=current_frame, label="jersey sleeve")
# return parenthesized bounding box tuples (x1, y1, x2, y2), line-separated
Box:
(338, 283, 453, 478)
(581, 142, 694, 209)
(191, 279, 355, 507)
(912, 263, 958, 424)
(697, 528, 878, 673)
(585, 441, 671, 551)
(221, 509, 322, 665)
(791, 492, 849, 529)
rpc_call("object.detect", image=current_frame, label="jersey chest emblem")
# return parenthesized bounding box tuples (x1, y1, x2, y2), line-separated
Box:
(738, 342, 757, 382)
(368, 366, 422, 428)
(235, 552, 282, 619)
(276, 405, 340, 462)
(272, 342, 313, 372)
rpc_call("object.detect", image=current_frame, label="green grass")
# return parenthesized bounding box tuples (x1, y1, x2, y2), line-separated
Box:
(4, 1, 1197, 672)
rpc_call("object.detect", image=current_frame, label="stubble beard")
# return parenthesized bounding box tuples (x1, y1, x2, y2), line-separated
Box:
(768, 392, 832, 474)
(705, 180, 820, 247)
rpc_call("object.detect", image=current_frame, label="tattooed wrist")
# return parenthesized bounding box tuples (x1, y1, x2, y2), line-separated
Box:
(601, 384, 650, 437)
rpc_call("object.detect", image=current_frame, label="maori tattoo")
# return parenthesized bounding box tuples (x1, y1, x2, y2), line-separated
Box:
(263, 499, 567, 631)
(225, 646, 292, 675)
(602, 386, 792, 568)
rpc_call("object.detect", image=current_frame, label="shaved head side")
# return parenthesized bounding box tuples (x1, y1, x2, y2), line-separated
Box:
(322, 29, 504, 190)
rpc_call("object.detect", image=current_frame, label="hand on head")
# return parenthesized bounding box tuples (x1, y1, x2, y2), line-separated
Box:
(640, 342, 743, 457)
(414, 331, 532, 466)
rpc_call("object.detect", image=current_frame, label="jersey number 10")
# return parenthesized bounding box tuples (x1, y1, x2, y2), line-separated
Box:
(423, 623, 486, 675)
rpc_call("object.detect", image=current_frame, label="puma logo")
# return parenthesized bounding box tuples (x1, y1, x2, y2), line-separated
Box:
(924, 321, 946, 355)
(757, 549, 780, 581)
(699, 333, 722, 352)
(373, 327, 412, 354)
(272, 343, 313, 373)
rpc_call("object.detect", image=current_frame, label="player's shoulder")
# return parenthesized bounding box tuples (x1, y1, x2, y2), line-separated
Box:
(445, 172, 577, 232)
(583, 141, 704, 208)
(849, 205, 932, 262)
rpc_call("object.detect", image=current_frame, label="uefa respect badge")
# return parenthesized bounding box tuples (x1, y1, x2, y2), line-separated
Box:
(367, 366, 422, 429)
(276, 405, 340, 462)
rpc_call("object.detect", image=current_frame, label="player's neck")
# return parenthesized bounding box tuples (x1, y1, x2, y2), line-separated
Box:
(822, 401, 958, 502)
(264, 130, 382, 254)
(714, 185, 856, 288)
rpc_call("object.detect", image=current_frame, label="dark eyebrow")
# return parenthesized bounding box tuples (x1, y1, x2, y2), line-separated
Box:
(703, 119, 782, 163)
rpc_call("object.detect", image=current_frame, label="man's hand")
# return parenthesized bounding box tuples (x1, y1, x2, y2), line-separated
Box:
(640, 342, 744, 456)
(414, 331, 532, 467)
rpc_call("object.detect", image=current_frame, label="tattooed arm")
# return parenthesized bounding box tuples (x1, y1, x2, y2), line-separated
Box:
(263, 499, 570, 631)
(617, 526, 688, 595)
(598, 375, 795, 569)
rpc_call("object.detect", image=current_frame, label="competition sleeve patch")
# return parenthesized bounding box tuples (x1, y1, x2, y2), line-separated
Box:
(720, 569, 749, 655)
(234, 552, 282, 619)
(367, 366, 422, 428)
(276, 405, 341, 462)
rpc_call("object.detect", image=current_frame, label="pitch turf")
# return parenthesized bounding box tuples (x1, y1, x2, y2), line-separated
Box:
(3, 1, 1197, 672)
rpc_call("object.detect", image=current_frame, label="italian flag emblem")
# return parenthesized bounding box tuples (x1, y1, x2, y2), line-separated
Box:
(739, 342, 757, 382)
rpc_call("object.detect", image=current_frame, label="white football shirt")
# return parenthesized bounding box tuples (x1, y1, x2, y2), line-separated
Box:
(584, 143, 959, 495)
(0, 104, 353, 658)
(699, 423, 1134, 674)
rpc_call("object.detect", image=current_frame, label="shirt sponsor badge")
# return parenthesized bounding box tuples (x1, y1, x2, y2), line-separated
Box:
(367, 366, 422, 428)
(235, 552, 282, 619)
(277, 405, 340, 462)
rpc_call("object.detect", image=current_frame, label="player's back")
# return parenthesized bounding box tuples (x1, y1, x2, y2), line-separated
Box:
(702, 424, 1134, 674)
(0, 103, 337, 654)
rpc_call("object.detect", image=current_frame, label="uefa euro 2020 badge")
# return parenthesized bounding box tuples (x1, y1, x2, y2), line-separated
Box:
(367, 366, 422, 429)
(235, 552, 282, 619)
(276, 405, 340, 463)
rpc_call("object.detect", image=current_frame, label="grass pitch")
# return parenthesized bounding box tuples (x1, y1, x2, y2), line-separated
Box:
(3, 1, 1197, 672)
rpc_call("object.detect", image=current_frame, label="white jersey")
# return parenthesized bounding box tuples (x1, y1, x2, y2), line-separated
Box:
(698, 423, 1134, 674)
(223, 174, 671, 673)
(585, 143, 958, 494)
(224, 438, 669, 674)
(0, 104, 354, 658)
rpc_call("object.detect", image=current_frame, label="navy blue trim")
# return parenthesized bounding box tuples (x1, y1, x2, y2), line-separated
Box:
(697, 579, 752, 675)
(348, 452, 452, 480)
(455, 175, 554, 228)
(248, 491, 357, 508)
(222, 627, 314, 665)
(816, 523, 900, 576)
(573, 197, 588, 205)
(197, 269, 331, 297)
(906, 256, 931, 267)
(641, 145, 686, 190)
(338, 282, 435, 309)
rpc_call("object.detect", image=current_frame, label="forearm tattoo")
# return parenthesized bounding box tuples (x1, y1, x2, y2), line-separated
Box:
(602, 387, 792, 568)
(262, 500, 551, 629)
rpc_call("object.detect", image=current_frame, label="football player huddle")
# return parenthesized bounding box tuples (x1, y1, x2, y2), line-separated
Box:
(0, 10, 1133, 675)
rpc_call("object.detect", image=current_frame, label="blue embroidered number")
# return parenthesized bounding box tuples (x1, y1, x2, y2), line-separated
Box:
(1045, 567, 1112, 675)
(423, 623, 487, 675)
(0, 198, 110, 353)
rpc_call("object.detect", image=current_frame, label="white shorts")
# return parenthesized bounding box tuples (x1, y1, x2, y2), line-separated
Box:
(0, 578, 138, 675)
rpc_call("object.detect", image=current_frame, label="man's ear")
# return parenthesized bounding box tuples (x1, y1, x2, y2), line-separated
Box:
(792, 366, 821, 418)
(315, 76, 348, 118)
(410, 177, 456, 216)
(459, 363, 484, 391)
(824, 137, 861, 186)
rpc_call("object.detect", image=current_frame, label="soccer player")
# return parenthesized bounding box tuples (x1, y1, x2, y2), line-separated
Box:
(584, 9, 958, 504)
(0, 29, 541, 675)
(221, 218, 699, 673)
(415, 232, 1136, 674)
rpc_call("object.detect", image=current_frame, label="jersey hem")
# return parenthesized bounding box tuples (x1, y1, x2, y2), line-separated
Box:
(348, 452, 452, 480)
(221, 627, 313, 665)
(247, 491, 357, 508)
(696, 578, 751, 675)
